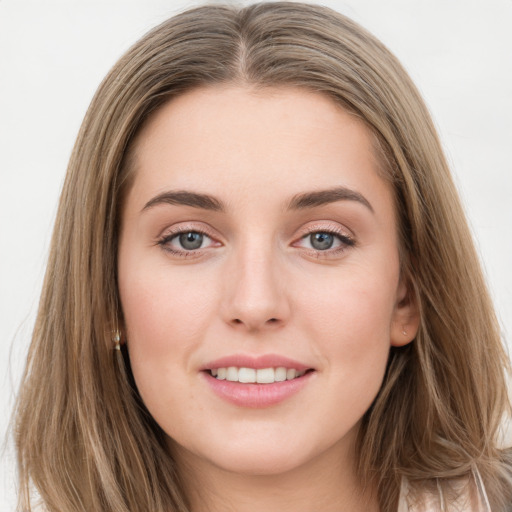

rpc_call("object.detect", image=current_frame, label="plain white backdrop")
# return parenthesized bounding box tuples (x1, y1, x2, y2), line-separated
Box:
(1, 0, 511, 509)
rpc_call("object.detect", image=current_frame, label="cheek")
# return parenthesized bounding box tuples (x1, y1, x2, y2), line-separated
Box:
(301, 267, 397, 332)
(120, 260, 216, 346)
(118, 259, 220, 403)
(296, 264, 398, 378)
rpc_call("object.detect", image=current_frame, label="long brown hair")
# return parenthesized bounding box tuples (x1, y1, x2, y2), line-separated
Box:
(14, 2, 512, 511)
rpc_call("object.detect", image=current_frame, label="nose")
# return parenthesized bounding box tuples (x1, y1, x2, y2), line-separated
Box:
(221, 243, 291, 332)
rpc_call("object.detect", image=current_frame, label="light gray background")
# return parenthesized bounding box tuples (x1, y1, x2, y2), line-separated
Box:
(1, 0, 511, 508)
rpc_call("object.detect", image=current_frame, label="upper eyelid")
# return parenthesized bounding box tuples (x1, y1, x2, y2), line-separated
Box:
(159, 231, 216, 246)
(157, 222, 218, 239)
(294, 221, 354, 239)
(294, 230, 354, 247)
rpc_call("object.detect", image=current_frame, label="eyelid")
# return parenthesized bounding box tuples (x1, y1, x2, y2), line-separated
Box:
(157, 221, 218, 240)
(294, 221, 355, 241)
(156, 222, 222, 256)
(292, 221, 356, 254)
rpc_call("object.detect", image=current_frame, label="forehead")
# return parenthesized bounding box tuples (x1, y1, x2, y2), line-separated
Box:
(126, 85, 393, 216)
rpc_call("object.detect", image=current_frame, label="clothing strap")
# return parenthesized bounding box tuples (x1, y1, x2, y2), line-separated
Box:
(397, 468, 491, 511)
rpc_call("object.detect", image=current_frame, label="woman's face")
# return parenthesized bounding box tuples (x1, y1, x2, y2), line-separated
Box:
(118, 86, 417, 477)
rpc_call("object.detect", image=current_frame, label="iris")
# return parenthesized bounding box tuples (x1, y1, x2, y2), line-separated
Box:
(179, 232, 203, 250)
(310, 232, 334, 250)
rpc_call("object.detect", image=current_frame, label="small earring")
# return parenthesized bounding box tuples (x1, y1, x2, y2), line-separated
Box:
(402, 327, 407, 336)
(113, 330, 121, 351)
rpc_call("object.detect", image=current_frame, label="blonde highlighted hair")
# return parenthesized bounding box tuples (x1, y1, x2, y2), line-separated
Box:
(15, 2, 512, 511)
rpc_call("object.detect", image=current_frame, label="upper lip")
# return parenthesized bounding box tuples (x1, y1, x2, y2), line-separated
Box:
(201, 354, 313, 372)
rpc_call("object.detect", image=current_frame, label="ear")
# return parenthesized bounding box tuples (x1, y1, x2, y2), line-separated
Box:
(390, 276, 420, 347)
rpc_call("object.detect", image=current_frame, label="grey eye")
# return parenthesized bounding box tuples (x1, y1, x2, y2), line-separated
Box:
(179, 232, 204, 250)
(310, 232, 334, 250)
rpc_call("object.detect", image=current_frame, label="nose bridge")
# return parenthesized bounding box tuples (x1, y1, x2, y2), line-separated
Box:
(223, 235, 289, 330)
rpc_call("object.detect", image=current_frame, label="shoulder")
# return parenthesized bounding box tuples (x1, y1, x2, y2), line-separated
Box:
(398, 469, 491, 511)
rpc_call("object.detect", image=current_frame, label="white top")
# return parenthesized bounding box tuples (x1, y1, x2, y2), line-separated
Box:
(398, 469, 491, 511)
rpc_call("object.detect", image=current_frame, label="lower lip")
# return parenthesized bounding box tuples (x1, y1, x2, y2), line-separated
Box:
(202, 371, 314, 408)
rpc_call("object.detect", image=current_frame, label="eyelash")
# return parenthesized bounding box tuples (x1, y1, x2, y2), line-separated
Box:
(156, 225, 355, 258)
(295, 227, 355, 257)
(156, 225, 218, 258)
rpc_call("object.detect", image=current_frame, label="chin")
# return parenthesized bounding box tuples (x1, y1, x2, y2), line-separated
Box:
(206, 448, 312, 477)
(167, 429, 312, 474)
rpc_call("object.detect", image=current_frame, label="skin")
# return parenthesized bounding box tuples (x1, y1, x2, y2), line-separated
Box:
(118, 85, 419, 512)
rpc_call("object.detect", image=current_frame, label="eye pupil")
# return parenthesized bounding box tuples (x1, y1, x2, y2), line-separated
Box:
(310, 232, 334, 250)
(179, 232, 203, 250)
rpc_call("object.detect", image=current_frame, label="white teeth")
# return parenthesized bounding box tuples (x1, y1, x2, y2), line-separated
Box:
(226, 366, 238, 382)
(256, 368, 274, 384)
(210, 366, 307, 383)
(238, 367, 256, 383)
(275, 367, 287, 382)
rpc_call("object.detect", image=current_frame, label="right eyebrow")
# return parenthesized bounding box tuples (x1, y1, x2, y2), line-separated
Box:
(141, 190, 225, 213)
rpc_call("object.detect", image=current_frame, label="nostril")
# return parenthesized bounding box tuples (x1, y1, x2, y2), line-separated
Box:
(229, 317, 282, 329)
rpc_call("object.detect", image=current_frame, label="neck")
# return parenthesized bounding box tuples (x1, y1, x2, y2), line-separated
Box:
(172, 438, 380, 512)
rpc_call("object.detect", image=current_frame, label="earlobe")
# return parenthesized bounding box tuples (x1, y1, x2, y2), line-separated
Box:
(111, 321, 127, 350)
(390, 278, 420, 347)
(112, 329, 122, 351)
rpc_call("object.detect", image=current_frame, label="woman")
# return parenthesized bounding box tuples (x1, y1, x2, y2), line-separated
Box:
(14, 2, 512, 511)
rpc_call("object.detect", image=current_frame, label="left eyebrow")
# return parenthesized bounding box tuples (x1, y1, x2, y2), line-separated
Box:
(287, 186, 374, 213)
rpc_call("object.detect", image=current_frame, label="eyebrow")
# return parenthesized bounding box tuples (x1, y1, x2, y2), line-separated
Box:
(288, 186, 374, 213)
(142, 190, 224, 212)
(141, 186, 373, 214)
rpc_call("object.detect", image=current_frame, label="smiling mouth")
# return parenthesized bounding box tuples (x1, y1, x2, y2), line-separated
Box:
(207, 367, 313, 384)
